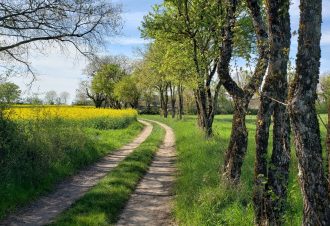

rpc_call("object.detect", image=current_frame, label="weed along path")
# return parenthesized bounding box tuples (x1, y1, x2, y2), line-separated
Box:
(0, 120, 153, 226)
(117, 119, 176, 226)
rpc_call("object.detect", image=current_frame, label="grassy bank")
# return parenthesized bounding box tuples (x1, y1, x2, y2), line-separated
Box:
(50, 123, 164, 226)
(142, 114, 328, 226)
(0, 107, 141, 220)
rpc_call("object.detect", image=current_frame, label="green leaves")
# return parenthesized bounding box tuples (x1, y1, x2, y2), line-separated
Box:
(0, 82, 21, 104)
(91, 63, 126, 99)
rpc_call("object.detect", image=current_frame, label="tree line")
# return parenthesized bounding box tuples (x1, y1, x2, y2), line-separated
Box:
(136, 0, 329, 225)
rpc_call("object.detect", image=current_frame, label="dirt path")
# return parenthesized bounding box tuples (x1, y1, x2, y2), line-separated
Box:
(117, 119, 176, 226)
(0, 120, 153, 226)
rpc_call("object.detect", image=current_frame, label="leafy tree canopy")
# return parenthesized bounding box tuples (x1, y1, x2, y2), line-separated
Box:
(0, 82, 21, 104)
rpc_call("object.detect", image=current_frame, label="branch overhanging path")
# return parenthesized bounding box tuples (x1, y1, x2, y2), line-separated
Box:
(0, 120, 153, 226)
(117, 119, 176, 226)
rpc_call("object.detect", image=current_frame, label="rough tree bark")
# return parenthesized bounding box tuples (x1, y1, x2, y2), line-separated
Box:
(288, 0, 330, 224)
(220, 0, 269, 183)
(253, 0, 291, 225)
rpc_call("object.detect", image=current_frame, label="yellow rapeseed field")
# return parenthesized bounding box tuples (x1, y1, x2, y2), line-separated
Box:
(5, 106, 138, 121)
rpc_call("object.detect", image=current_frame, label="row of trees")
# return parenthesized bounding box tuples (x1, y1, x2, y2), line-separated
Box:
(77, 51, 238, 116)
(44, 91, 70, 105)
(0, 82, 71, 105)
(138, 0, 329, 225)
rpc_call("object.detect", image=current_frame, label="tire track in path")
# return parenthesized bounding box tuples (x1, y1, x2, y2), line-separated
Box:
(117, 119, 176, 226)
(0, 120, 153, 226)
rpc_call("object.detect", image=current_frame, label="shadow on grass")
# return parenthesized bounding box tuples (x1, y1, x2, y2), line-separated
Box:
(50, 124, 164, 226)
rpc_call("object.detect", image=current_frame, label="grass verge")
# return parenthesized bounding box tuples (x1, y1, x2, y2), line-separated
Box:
(50, 122, 164, 226)
(142, 114, 328, 226)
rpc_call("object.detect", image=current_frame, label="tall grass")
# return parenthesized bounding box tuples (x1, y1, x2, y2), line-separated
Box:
(142, 114, 328, 226)
(0, 107, 141, 220)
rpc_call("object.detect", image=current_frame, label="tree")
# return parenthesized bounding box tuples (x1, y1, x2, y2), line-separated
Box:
(135, 42, 171, 118)
(59, 92, 70, 105)
(44, 90, 57, 105)
(221, 0, 269, 183)
(253, 0, 291, 224)
(90, 63, 126, 108)
(0, 0, 122, 75)
(288, 0, 330, 224)
(320, 75, 330, 102)
(160, 41, 196, 119)
(74, 81, 92, 106)
(133, 60, 157, 113)
(114, 76, 140, 108)
(142, 0, 223, 135)
(83, 56, 128, 108)
(25, 93, 42, 105)
(317, 74, 330, 112)
(0, 82, 21, 104)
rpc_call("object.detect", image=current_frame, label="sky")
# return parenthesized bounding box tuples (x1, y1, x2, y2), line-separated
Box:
(7, 0, 330, 103)
(9, 0, 163, 102)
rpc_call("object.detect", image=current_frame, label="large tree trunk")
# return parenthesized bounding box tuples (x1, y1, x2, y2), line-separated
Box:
(253, 0, 291, 224)
(221, 0, 269, 183)
(267, 103, 290, 224)
(223, 98, 248, 182)
(254, 96, 274, 225)
(195, 88, 213, 137)
(288, 0, 330, 224)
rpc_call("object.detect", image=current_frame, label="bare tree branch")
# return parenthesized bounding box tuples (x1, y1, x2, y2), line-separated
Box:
(0, 0, 122, 76)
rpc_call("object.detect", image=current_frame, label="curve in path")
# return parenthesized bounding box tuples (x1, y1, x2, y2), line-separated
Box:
(117, 119, 176, 226)
(0, 120, 153, 226)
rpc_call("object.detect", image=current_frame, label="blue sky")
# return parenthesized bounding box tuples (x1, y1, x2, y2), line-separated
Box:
(9, 0, 330, 102)
(290, 0, 330, 73)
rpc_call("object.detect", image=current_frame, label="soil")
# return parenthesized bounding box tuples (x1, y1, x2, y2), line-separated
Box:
(116, 120, 176, 226)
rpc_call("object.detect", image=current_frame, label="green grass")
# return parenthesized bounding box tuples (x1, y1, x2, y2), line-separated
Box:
(142, 114, 328, 226)
(50, 122, 165, 226)
(0, 118, 143, 221)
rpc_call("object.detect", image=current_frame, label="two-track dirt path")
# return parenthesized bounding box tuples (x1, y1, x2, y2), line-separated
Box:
(0, 120, 153, 226)
(117, 119, 176, 226)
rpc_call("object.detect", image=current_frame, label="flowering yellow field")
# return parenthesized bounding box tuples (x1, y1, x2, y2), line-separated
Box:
(5, 106, 138, 121)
